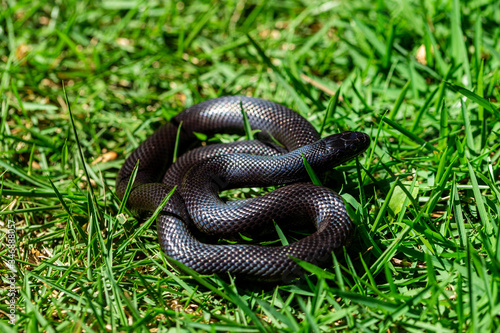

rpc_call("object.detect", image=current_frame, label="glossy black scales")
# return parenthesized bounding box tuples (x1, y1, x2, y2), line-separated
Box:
(116, 96, 370, 282)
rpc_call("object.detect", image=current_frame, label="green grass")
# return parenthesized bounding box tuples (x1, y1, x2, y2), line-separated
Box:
(1, 0, 500, 331)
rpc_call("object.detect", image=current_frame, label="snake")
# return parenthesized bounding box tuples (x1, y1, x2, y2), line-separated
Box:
(116, 96, 370, 282)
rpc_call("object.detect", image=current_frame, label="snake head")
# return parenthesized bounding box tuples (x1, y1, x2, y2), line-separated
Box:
(319, 131, 370, 167)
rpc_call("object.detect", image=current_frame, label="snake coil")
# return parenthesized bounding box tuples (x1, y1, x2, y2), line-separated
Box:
(117, 96, 370, 281)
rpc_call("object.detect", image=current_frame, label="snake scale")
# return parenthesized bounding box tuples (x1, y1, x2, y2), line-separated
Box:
(116, 96, 370, 282)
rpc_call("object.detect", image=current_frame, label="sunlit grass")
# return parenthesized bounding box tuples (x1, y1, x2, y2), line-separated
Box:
(1, 0, 499, 331)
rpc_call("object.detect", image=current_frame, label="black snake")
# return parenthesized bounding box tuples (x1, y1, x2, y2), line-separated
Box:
(116, 96, 370, 281)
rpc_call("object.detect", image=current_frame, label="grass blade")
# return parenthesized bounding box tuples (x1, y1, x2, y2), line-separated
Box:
(301, 150, 322, 186)
(446, 82, 499, 116)
(172, 121, 183, 163)
(381, 116, 437, 153)
(240, 100, 254, 141)
(388, 80, 411, 121)
(319, 86, 341, 136)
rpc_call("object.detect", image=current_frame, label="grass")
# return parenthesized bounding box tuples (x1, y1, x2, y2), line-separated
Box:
(1, 0, 500, 331)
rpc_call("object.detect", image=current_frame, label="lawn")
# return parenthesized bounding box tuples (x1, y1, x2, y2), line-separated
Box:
(1, 0, 499, 331)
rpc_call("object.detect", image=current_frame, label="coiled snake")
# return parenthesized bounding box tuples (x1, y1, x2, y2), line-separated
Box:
(116, 96, 370, 281)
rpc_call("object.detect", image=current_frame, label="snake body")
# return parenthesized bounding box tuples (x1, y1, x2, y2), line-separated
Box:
(116, 96, 370, 281)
